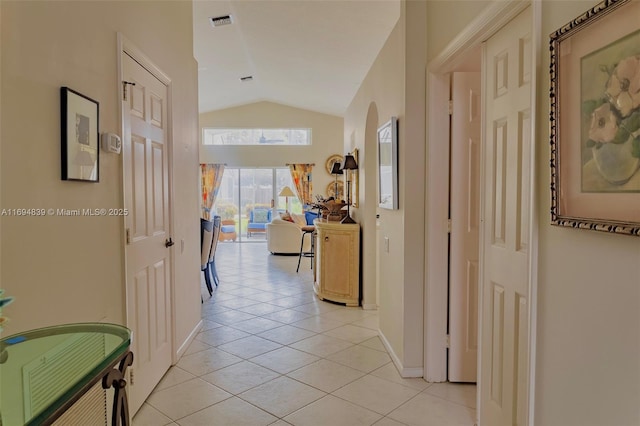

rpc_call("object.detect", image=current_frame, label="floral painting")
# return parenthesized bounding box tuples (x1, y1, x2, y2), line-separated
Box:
(581, 29, 640, 192)
(550, 0, 640, 235)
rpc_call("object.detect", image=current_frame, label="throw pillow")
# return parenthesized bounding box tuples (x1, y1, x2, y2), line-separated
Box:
(280, 212, 294, 222)
(304, 211, 319, 225)
(291, 213, 307, 226)
(253, 209, 269, 223)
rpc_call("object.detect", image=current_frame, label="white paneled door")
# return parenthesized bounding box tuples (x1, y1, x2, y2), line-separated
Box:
(449, 71, 481, 383)
(481, 7, 532, 425)
(122, 53, 172, 414)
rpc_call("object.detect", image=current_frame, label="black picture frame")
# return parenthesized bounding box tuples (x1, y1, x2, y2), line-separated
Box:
(61, 87, 99, 182)
(377, 117, 398, 210)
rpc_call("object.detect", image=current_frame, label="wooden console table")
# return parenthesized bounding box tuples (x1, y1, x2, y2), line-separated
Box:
(314, 219, 360, 306)
(0, 323, 133, 425)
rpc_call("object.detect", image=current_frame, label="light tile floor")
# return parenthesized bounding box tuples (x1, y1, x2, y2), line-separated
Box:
(133, 242, 477, 426)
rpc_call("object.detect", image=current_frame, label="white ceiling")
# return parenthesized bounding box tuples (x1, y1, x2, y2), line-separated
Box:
(193, 0, 400, 117)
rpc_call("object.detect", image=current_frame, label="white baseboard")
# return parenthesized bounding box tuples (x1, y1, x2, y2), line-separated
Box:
(401, 366, 424, 378)
(175, 319, 203, 361)
(378, 329, 424, 378)
(362, 303, 378, 310)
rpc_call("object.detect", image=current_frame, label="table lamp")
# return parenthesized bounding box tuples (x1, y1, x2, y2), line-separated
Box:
(341, 153, 358, 224)
(330, 161, 343, 200)
(279, 186, 296, 213)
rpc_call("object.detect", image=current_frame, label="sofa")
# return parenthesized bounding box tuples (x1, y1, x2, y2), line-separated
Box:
(266, 212, 316, 254)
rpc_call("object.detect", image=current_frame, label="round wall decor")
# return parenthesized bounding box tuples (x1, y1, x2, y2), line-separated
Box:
(325, 154, 343, 174)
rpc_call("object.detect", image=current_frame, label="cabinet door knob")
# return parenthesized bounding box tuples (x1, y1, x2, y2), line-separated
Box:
(325, 236, 329, 242)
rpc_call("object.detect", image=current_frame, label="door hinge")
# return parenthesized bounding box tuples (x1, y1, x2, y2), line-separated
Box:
(122, 81, 136, 101)
(448, 99, 453, 115)
(126, 228, 131, 244)
(129, 367, 135, 386)
(447, 219, 452, 233)
(446, 335, 451, 348)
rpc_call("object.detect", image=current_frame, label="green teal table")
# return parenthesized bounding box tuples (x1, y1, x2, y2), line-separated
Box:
(0, 323, 133, 425)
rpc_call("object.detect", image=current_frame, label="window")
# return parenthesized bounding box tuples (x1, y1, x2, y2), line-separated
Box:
(203, 128, 312, 146)
(213, 167, 301, 242)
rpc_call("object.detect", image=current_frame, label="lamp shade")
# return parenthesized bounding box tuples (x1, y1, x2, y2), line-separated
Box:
(341, 154, 358, 170)
(330, 162, 343, 175)
(279, 186, 296, 197)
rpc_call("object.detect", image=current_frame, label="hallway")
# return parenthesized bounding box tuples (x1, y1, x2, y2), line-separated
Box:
(133, 243, 476, 425)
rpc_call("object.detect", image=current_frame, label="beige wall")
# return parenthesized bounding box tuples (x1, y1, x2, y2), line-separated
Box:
(0, 1, 202, 356)
(345, 13, 405, 357)
(428, 0, 640, 426)
(344, 0, 427, 372)
(199, 101, 344, 199)
(424, 0, 640, 424)
(349, 0, 639, 422)
(535, 1, 640, 424)
(0, 3, 3, 295)
(426, 0, 492, 63)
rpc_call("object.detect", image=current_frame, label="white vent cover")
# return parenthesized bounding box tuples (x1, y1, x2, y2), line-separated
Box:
(210, 15, 233, 27)
(52, 383, 107, 426)
(23, 333, 106, 421)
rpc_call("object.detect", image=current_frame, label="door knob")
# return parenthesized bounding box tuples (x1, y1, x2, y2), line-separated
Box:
(165, 238, 175, 248)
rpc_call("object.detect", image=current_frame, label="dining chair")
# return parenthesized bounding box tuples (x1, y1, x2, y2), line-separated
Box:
(208, 216, 222, 288)
(200, 218, 215, 296)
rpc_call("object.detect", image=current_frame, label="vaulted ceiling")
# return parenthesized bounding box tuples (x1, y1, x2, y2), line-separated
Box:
(193, 0, 400, 117)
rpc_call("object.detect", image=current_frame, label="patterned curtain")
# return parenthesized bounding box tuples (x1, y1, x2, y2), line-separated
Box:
(289, 164, 313, 205)
(200, 164, 225, 220)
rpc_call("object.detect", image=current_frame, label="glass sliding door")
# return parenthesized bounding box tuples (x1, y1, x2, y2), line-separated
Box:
(276, 168, 301, 214)
(214, 168, 240, 239)
(213, 167, 299, 242)
(241, 169, 273, 240)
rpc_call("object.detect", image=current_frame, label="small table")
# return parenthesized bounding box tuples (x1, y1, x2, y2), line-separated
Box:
(0, 323, 133, 425)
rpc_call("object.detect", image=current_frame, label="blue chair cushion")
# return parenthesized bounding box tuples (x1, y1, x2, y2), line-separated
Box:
(221, 225, 235, 233)
(251, 209, 271, 223)
(305, 211, 319, 225)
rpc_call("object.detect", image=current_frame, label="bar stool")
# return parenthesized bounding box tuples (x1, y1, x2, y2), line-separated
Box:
(296, 225, 315, 273)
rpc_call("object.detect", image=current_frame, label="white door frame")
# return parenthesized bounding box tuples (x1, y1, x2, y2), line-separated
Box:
(117, 34, 178, 363)
(423, 1, 540, 423)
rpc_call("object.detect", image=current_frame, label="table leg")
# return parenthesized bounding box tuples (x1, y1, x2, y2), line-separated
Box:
(102, 351, 134, 426)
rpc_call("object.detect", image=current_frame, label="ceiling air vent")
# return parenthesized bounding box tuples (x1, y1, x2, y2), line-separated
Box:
(240, 76, 254, 82)
(210, 15, 233, 28)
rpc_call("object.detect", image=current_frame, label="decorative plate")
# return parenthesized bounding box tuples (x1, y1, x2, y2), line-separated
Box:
(326, 181, 345, 200)
(325, 154, 344, 174)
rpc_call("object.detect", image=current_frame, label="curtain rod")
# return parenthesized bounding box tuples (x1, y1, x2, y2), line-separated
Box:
(285, 163, 316, 166)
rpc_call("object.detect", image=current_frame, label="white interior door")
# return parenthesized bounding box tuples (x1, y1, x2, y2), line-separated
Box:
(480, 7, 532, 425)
(449, 71, 481, 383)
(123, 53, 172, 414)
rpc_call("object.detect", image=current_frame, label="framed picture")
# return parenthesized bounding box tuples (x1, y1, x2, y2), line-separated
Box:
(378, 117, 398, 209)
(550, 0, 640, 235)
(61, 87, 99, 182)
